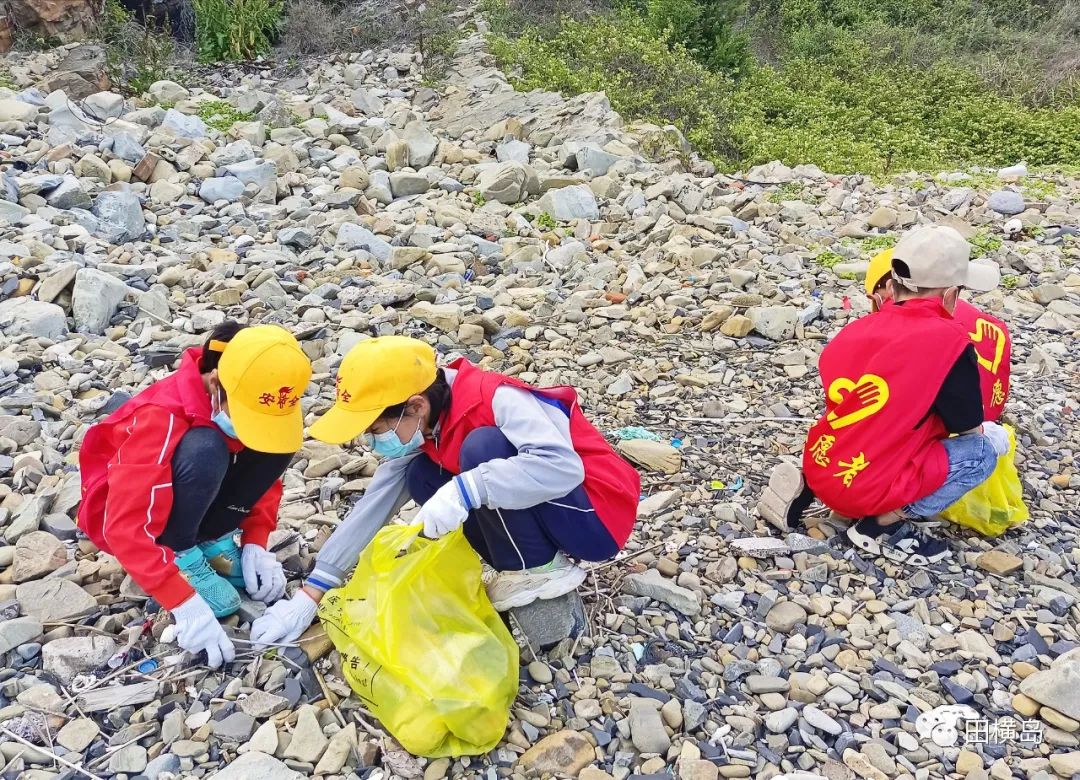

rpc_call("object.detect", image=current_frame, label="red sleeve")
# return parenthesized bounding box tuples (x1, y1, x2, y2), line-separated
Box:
(238, 479, 282, 549)
(102, 406, 195, 610)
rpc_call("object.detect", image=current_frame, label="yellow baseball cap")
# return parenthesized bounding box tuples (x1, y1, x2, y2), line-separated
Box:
(865, 248, 893, 296)
(310, 336, 437, 445)
(217, 325, 312, 454)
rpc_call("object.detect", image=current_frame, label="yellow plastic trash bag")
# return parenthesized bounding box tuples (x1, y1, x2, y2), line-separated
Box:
(317, 524, 519, 758)
(941, 424, 1029, 537)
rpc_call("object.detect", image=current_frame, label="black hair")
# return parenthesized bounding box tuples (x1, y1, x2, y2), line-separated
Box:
(200, 321, 248, 373)
(376, 368, 451, 429)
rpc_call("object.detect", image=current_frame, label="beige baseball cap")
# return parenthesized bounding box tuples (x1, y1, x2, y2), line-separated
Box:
(891, 225, 1000, 292)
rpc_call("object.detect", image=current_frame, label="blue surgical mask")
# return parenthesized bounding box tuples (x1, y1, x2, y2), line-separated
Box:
(365, 410, 423, 459)
(213, 389, 238, 440)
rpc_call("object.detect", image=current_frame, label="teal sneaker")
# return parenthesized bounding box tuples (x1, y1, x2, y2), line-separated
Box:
(197, 533, 246, 589)
(174, 546, 241, 618)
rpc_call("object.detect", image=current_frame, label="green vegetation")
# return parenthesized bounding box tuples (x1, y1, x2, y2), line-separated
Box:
(193, 0, 282, 62)
(483, 0, 1080, 174)
(815, 250, 845, 269)
(197, 101, 257, 132)
(536, 212, 558, 231)
(0, 69, 16, 90)
(861, 235, 897, 253)
(969, 231, 1004, 259)
(1023, 178, 1059, 201)
(767, 182, 809, 203)
(488, 11, 739, 161)
(471, 191, 487, 207)
(1002, 275, 1020, 289)
(97, 0, 176, 95)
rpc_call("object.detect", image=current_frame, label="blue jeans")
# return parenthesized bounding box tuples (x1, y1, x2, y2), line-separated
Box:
(903, 433, 998, 518)
(406, 427, 619, 571)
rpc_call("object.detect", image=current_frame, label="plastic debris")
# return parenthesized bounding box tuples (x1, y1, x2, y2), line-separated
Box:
(612, 426, 662, 441)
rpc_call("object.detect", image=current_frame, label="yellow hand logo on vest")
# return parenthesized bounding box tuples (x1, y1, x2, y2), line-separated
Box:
(969, 318, 1005, 375)
(826, 374, 890, 429)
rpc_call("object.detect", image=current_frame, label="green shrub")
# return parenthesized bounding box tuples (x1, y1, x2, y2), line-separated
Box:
(731, 53, 1080, 174)
(97, 0, 176, 95)
(488, 9, 740, 163)
(623, 0, 752, 74)
(537, 212, 558, 230)
(482, 0, 1080, 174)
(193, 0, 282, 62)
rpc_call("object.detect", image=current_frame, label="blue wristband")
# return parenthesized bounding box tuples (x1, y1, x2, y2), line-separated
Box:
(305, 576, 334, 592)
(454, 476, 474, 511)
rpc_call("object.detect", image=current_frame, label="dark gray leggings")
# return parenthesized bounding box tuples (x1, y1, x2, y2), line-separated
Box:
(156, 426, 292, 552)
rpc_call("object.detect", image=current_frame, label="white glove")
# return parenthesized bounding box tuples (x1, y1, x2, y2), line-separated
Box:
(250, 590, 318, 648)
(982, 421, 1010, 457)
(418, 477, 472, 539)
(172, 594, 235, 669)
(241, 544, 286, 603)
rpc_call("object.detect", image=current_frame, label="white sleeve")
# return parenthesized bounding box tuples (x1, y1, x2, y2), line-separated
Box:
(464, 385, 585, 510)
(310, 453, 415, 587)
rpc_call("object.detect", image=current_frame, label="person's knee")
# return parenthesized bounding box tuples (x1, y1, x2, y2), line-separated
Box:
(970, 434, 999, 483)
(172, 427, 229, 484)
(406, 455, 444, 504)
(459, 427, 516, 471)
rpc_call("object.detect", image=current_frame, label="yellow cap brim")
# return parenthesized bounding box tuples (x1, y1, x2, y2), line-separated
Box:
(865, 249, 893, 296)
(309, 402, 382, 445)
(229, 403, 304, 454)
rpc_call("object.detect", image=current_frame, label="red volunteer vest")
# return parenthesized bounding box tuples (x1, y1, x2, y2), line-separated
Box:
(420, 359, 641, 547)
(803, 299, 971, 518)
(952, 300, 1011, 422)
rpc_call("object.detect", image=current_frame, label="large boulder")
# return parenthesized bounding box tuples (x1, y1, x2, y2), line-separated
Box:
(37, 43, 109, 99)
(537, 184, 600, 221)
(402, 121, 438, 168)
(91, 190, 145, 243)
(9, 0, 96, 42)
(0, 298, 68, 340)
(478, 162, 538, 205)
(72, 267, 129, 333)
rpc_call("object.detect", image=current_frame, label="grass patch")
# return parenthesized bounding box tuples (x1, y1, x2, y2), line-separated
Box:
(197, 100, 257, 132)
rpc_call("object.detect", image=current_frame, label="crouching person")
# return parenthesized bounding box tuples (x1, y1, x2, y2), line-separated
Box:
(762, 227, 1007, 564)
(77, 323, 312, 666)
(251, 336, 641, 646)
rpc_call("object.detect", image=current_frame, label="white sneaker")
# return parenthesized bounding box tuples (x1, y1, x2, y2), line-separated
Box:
(486, 553, 587, 611)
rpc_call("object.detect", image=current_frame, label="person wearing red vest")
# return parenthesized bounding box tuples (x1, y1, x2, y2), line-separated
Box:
(865, 248, 1011, 421)
(77, 323, 312, 667)
(251, 335, 641, 646)
(759, 243, 1014, 531)
(760, 226, 1008, 565)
